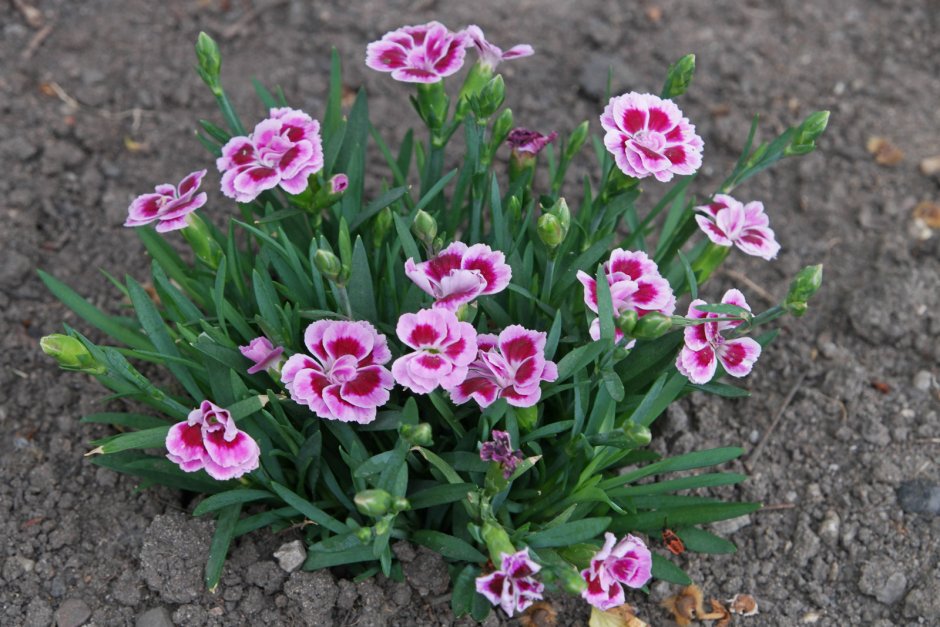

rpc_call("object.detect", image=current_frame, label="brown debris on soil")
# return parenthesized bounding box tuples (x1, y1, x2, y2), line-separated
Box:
(866, 136, 905, 166)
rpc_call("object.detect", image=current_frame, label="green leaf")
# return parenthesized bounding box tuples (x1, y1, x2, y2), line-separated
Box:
(205, 504, 241, 592)
(602, 370, 625, 402)
(349, 186, 409, 231)
(411, 530, 486, 562)
(193, 489, 275, 517)
(689, 381, 750, 398)
(694, 303, 752, 317)
(39, 270, 151, 350)
(595, 264, 615, 342)
(527, 517, 611, 548)
(269, 482, 347, 534)
(415, 447, 464, 485)
(554, 341, 607, 383)
(408, 483, 474, 510)
(89, 425, 169, 455)
(676, 527, 737, 554)
(451, 564, 479, 617)
(228, 395, 268, 421)
(304, 544, 375, 570)
(606, 472, 747, 497)
(610, 502, 761, 533)
(234, 506, 297, 537)
(651, 553, 692, 585)
(392, 213, 422, 263)
(618, 446, 745, 485)
(347, 237, 378, 322)
(90, 451, 231, 493)
(521, 420, 574, 444)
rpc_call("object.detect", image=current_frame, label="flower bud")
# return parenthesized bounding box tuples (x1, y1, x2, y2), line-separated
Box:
(195, 32, 222, 93)
(552, 561, 588, 595)
(354, 489, 393, 517)
(491, 108, 514, 146)
(455, 301, 478, 324)
(40, 335, 105, 375)
(632, 312, 673, 339)
(784, 264, 823, 316)
(785, 110, 830, 156)
(391, 497, 411, 513)
(616, 310, 638, 336)
(622, 420, 652, 447)
(411, 210, 438, 246)
(537, 214, 564, 250)
(477, 75, 505, 119)
(355, 526, 373, 543)
(181, 212, 223, 269)
(399, 422, 434, 447)
(481, 518, 516, 566)
(661, 54, 696, 99)
(314, 249, 343, 284)
(312, 173, 349, 208)
(586, 422, 650, 449)
(515, 405, 538, 433)
(373, 206, 393, 248)
(456, 62, 493, 120)
(565, 121, 590, 162)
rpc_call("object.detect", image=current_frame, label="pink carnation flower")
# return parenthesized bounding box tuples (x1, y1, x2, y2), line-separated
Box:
(165, 400, 260, 481)
(405, 242, 512, 311)
(577, 249, 676, 345)
(581, 532, 652, 610)
(465, 25, 534, 70)
(217, 107, 324, 203)
(451, 325, 558, 408)
(694, 194, 780, 260)
(124, 169, 208, 233)
(600, 92, 703, 182)
(676, 289, 762, 384)
(366, 21, 471, 84)
(392, 308, 478, 394)
(507, 128, 558, 156)
(475, 548, 544, 617)
(239, 337, 284, 375)
(281, 320, 393, 424)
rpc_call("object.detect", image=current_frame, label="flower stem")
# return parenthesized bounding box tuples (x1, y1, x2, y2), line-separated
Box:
(336, 284, 353, 319)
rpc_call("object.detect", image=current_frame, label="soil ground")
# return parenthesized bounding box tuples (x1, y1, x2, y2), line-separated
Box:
(1, 1, 938, 625)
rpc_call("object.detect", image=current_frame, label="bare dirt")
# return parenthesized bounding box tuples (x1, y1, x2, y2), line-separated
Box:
(1, 1, 938, 625)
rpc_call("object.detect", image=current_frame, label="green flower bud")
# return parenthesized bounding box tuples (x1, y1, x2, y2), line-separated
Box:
(180, 212, 222, 269)
(477, 75, 505, 119)
(661, 54, 696, 99)
(481, 518, 516, 566)
(785, 110, 830, 156)
(537, 214, 564, 250)
(40, 335, 105, 375)
(491, 108, 514, 146)
(553, 560, 588, 595)
(311, 173, 348, 209)
(355, 526, 373, 543)
(623, 420, 652, 447)
(411, 210, 438, 245)
(632, 312, 673, 339)
(564, 121, 590, 162)
(456, 62, 494, 120)
(785, 264, 823, 316)
(515, 405, 538, 433)
(373, 206, 393, 248)
(551, 197, 571, 232)
(314, 249, 343, 284)
(391, 497, 411, 513)
(455, 301, 478, 324)
(416, 81, 449, 138)
(616, 310, 638, 335)
(586, 422, 650, 449)
(354, 489, 393, 517)
(399, 422, 434, 447)
(195, 32, 222, 94)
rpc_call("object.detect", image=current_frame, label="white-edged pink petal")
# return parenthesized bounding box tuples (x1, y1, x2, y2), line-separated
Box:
(717, 337, 761, 377)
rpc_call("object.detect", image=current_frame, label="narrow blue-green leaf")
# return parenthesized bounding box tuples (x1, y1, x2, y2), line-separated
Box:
(304, 544, 375, 570)
(689, 381, 750, 398)
(611, 502, 761, 533)
(521, 420, 574, 444)
(251, 78, 277, 109)
(193, 489, 275, 517)
(554, 234, 615, 296)
(619, 446, 746, 485)
(205, 504, 241, 591)
(234, 506, 297, 537)
(393, 213, 422, 263)
(677, 527, 737, 554)
(527, 517, 611, 548)
(269, 482, 347, 534)
(676, 249, 697, 300)
(91, 425, 169, 455)
(651, 553, 692, 585)
(416, 447, 464, 485)
(90, 451, 231, 494)
(554, 341, 606, 382)
(408, 483, 474, 510)
(411, 530, 486, 562)
(350, 186, 408, 230)
(595, 264, 615, 342)
(81, 412, 170, 429)
(413, 168, 457, 213)
(347, 237, 378, 322)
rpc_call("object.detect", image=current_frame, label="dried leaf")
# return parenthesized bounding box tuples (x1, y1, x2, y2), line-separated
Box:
(866, 136, 904, 166)
(700, 599, 731, 626)
(727, 593, 759, 616)
(589, 604, 648, 627)
(913, 201, 940, 229)
(661, 584, 704, 626)
(520, 601, 558, 627)
(124, 137, 148, 153)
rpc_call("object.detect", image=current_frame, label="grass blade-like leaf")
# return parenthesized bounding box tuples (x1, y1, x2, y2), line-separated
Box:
(205, 503, 241, 592)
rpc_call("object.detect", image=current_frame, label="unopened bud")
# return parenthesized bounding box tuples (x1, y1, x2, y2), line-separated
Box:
(455, 301, 478, 324)
(785, 110, 830, 156)
(785, 264, 823, 316)
(355, 526, 373, 543)
(311, 173, 349, 208)
(354, 489, 393, 517)
(373, 206, 393, 248)
(481, 519, 516, 566)
(411, 210, 438, 246)
(195, 32, 222, 92)
(314, 249, 343, 283)
(565, 121, 590, 162)
(399, 422, 433, 447)
(515, 405, 538, 433)
(553, 561, 588, 595)
(616, 310, 638, 335)
(632, 312, 673, 339)
(40, 335, 105, 375)
(391, 497, 411, 513)
(550, 198, 571, 232)
(537, 214, 564, 250)
(661, 54, 696, 99)
(478, 75, 505, 119)
(491, 108, 514, 146)
(181, 212, 223, 269)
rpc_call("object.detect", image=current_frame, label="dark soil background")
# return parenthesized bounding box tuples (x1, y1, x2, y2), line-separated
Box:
(2, 1, 938, 625)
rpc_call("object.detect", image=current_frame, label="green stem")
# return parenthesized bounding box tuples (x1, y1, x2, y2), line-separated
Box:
(335, 284, 353, 319)
(541, 258, 555, 304)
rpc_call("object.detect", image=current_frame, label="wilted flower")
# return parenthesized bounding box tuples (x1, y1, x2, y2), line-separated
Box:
(676, 289, 762, 384)
(239, 337, 284, 374)
(694, 194, 780, 260)
(476, 548, 544, 617)
(480, 430, 524, 479)
(465, 25, 533, 71)
(366, 21, 471, 84)
(581, 532, 652, 610)
(405, 242, 512, 311)
(577, 249, 676, 345)
(217, 107, 323, 203)
(124, 169, 208, 232)
(600, 92, 703, 182)
(165, 400, 260, 480)
(451, 325, 558, 408)
(392, 308, 478, 394)
(507, 128, 558, 156)
(281, 320, 393, 424)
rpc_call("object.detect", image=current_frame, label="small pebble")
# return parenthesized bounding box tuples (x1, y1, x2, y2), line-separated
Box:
(913, 370, 934, 392)
(896, 480, 940, 515)
(273, 540, 306, 573)
(136, 606, 173, 627)
(55, 598, 91, 627)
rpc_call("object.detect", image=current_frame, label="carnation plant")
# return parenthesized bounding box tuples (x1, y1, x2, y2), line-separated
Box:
(40, 23, 826, 621)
